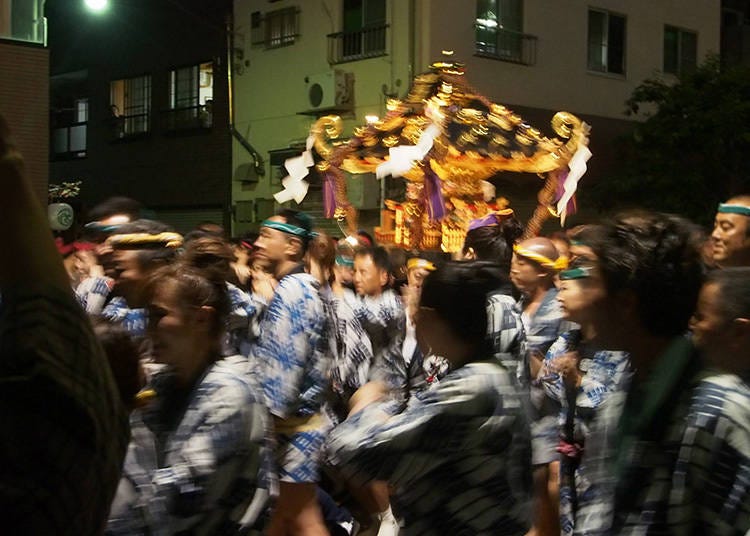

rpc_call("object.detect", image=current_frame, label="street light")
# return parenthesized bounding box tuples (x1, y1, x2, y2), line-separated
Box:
(83, 0, 109, 13)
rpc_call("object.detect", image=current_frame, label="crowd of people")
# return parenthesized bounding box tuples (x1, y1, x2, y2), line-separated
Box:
(1, 114, 749, 535)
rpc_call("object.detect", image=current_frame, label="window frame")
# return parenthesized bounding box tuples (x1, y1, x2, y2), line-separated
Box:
(587, 8, 627, 77)
(663, 24, 697, 76)
(109, 73, 153, 139)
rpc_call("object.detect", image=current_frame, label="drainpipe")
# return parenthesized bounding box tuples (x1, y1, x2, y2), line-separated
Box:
(226, 11, 264, 179)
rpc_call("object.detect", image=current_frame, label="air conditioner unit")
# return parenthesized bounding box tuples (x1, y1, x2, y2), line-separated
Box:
(306, 70, 353, 109)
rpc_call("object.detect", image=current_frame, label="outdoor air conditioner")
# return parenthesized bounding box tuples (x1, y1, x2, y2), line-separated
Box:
(305, 70, 353, 109)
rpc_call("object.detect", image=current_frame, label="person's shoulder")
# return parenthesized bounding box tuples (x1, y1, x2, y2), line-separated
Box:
(203, 356, 264, 405)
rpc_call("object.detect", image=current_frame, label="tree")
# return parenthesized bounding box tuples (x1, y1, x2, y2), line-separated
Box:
(588, 56, 750, 225)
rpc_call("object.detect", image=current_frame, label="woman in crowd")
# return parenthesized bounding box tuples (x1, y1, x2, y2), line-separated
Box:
(107, 263, 273, 535)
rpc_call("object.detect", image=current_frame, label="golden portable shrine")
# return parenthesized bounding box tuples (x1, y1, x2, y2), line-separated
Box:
(274, 57, 591, 252)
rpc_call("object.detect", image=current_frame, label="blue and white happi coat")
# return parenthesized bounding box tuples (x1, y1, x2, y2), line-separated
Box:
(224, 281, 266, 356)
(326, 360, 532, 536)
(329, 288, 374, 398)
(76, 275, 114, 315)
(250, 272, 333, 482)
(579, 338, 750, 535)
(518, 287, 576, 464)
(486, 287, 526, 382)
(353, 289, 407, 404)
(101, 296, 148, 340)
(541, 330, 630, 536)
(106, 355, 274, 536)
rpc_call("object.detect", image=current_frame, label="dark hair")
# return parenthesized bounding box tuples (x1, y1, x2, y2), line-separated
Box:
(115, 219, 179, 267)
(276, 208, 315, 253)
(596, 210, 704, 337)
(92, 320, 143, 409)
(420, 261, 504, 349)
(88, 196, 142, 222)
(706, 267, 750, 321)
(182, 236, 235, 282)
(463, 216, 523, 272)
(357, 229, 375, 247)
(308, 231, 337, 284)
(145, 263, 231, 341)
(355, 246, 392, 274)
(194, 221, 225, 238)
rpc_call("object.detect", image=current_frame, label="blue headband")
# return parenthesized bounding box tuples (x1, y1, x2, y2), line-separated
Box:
(559, 266, 593, 280)
(718, 203, 750, 216)
(335, 255, 354, 267)
(261, 219, 317, 239)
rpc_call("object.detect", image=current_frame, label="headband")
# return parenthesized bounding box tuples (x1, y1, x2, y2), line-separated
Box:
(718, 203, 750, 216)
(467, 208, 515, 231)
(559, 266, 593, 280)
(407, 258, 436, 271)
(261, 219, 317, 239)
(335, 255, 354, 267)
(107, 232, 184, 249)
(513, 244, 568, 271)
(84, 221, 125, 235)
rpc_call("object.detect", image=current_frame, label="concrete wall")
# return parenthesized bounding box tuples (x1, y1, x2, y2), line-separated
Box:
(0, 39, 48, 202)
(426, 0, 720, 120)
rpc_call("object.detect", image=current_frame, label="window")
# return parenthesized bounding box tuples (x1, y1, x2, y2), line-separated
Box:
(266, 7, 299, 48)
(663, 26, 697, 76)
(341, 0, 386, 59)
(50, 71, 88, 159)
(251, 7, 299, 49)
(587, 9, 626, 75)
(166, 62, 213, 130)
(110, 75, 152, 137)
(475, 0, 524, 61)
(51, 99, 88, 158)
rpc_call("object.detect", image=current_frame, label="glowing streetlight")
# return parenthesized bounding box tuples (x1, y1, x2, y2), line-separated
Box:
(84, 0, 109, 13)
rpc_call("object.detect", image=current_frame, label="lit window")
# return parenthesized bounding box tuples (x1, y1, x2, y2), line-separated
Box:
(110, 75, 152, 137)
(167, 62, 213, 129)
(475, 0, 524, 62)
(587, 9, 626, 75)
(664, 26, 697, 76)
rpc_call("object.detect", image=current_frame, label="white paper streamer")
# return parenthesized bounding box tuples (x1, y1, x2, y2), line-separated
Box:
(556, 141, 592, 225)
(274, 135, 315, 204)
(375, 123, 441, 179)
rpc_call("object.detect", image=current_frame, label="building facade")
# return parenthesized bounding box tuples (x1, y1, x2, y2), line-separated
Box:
(46, 0, 234, 232)
(0, 0, 48, 201)
(230, 0, 719, 234)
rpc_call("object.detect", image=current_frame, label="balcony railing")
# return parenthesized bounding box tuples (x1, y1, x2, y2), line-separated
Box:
(327, 24, 388, 65)
(161, 104, 213, 132)
(108, 113, 150, 141)
(475, 26, 537, 66)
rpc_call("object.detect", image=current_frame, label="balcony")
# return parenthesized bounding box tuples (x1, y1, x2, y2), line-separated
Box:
(475, 26, 537, 66)
(161, 104, 213, 132)
(327, 24, 388, 65)
(107, 113, 150, 141)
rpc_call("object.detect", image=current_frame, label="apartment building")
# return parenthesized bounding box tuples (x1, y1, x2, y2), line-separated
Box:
(230, 0, 719, 233)
(46, 0, 234, 232)
(0, 0, 48, 201)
